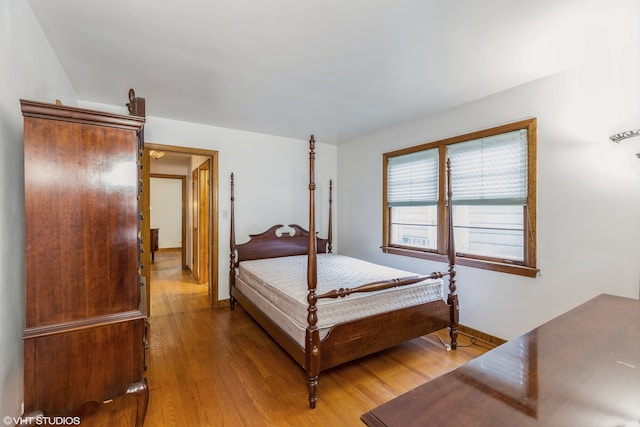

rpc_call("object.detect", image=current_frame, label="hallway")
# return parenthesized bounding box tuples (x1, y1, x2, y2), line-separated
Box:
(149, 249, 210, 317)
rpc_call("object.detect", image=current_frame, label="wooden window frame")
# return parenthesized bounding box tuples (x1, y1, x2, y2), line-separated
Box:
(382, 118, 538, 278)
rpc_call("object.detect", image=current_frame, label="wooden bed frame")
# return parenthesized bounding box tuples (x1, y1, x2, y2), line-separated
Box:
(229, 135, 459, 408)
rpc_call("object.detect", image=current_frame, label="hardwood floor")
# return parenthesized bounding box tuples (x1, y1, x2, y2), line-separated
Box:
(78, 250, 490, 426)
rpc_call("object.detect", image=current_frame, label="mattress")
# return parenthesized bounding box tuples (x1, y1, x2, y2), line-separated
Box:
(235, 253, 444, 346)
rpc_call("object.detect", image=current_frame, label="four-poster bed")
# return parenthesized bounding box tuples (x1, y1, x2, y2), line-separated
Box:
(229, 135, 459, 408)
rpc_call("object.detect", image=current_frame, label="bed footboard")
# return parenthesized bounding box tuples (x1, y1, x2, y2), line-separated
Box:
(319, 300, 450, 370)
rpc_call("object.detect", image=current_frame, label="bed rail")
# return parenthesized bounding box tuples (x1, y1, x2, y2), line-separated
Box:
(316, 273, 449, 300)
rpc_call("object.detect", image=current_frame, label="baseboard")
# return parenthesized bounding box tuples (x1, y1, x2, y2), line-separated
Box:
(458, 324, 506, 348)
(157, 247, 181, 252)
(216, 299, 231, 308)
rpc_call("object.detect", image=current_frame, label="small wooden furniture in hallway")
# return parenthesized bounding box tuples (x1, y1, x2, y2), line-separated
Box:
(150, 228, 159, 262)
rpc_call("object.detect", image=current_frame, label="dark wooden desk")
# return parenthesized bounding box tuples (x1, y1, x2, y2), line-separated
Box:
(361, 294, 640, 427)
(150, 228, 159, 262)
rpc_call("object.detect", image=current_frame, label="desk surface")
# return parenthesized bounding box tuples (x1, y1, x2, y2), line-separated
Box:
(361, 294, 640, 427)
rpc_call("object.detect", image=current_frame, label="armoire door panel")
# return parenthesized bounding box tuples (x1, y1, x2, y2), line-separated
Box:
(24, 117, 140, 327)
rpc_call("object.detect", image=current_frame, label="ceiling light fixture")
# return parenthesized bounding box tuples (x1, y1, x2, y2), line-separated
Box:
(610, 129, 640, 144)
(149, 150, 166, 160)
(610, 114, 640, 158)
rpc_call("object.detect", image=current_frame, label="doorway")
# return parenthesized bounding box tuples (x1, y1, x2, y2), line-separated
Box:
(141, 143, 219, 312)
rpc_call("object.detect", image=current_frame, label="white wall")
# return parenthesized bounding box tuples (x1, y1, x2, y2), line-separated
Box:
(150, 177, 183, 248)
(338, 2, 640, 340)
(0, 0, 77, 418)
(149, 158, 193, 263)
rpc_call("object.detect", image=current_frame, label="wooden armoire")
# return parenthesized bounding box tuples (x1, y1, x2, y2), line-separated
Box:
(21, 96, 149, 425)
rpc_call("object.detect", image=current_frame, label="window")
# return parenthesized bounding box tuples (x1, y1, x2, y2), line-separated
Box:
(387, 148, 439, 250)
(382, 118, 537, 277)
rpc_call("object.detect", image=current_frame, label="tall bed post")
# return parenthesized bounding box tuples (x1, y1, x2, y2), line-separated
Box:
(446, 159, 459, 349)
(229, 173, 236, 310)
(327, 179, 333, 253)
(305, 135, 321, 409)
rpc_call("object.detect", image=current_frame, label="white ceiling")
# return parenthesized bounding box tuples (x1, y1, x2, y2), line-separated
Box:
(27, 0, 617, 144)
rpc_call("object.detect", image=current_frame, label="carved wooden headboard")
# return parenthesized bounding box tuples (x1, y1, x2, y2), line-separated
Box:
(234, 224, 329, 263)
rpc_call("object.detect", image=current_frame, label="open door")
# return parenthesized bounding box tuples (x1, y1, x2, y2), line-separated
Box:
(192, 167, 199, 281)
(198, 160, 210, 286)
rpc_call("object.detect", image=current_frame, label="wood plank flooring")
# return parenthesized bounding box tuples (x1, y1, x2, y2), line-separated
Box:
(80, 250, 490, 426)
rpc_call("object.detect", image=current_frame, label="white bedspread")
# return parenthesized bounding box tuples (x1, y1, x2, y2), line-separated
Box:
(235, 253, 444, 346)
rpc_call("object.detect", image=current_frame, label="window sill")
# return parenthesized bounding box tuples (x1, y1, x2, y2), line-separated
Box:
(381, 246, 538, 278)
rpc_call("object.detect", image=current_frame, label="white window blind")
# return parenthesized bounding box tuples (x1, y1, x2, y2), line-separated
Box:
(447, 129, 527, 205)
(387, 148, 438, 207)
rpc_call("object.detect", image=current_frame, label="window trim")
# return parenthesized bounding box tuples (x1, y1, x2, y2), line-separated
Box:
(382, 118, 538, 278)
